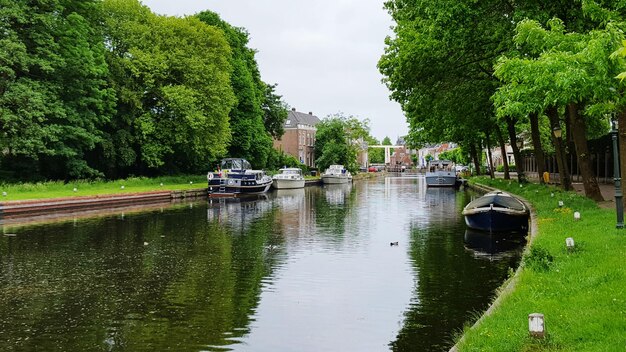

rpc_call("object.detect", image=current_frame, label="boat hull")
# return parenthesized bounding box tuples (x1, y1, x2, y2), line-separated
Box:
(272, 179, 305, 189)
(321, 175, 351, 184)
(463, 207, 529, 233)
(425, 174, 457, 187)
(208, 179, 272, 195)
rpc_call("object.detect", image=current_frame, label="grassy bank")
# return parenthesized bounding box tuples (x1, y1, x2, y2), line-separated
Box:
(0, 175, 209, 201)
(457, 178, 626, 351)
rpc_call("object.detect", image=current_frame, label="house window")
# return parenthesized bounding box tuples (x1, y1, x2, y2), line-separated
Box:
(286, 120, 291, 125)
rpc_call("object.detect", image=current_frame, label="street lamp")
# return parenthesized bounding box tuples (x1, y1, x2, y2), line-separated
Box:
(553, 126, 562, 139)
(611, 117, 624, 228)
(516, 137, 526, 183)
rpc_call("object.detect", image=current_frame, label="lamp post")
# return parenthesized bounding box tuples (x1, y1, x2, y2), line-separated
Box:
(515, 137, 526, 183)
(611, 118, 624, 228)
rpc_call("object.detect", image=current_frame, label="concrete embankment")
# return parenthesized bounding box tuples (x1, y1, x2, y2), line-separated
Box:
(449, 182, 538, 352)
(0, 188, 207, 222)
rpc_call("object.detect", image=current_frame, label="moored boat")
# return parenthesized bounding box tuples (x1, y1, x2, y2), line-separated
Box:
(272, 168, 305, 189)
(425, 160, 459, 187)
(321, 165, 352, 184)
(462, 191, 529, 233)
(207, 158, 272, 195)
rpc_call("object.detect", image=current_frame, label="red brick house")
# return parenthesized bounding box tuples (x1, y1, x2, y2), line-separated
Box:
(389, 146, 413, 167)
(273, 109, 321, 168)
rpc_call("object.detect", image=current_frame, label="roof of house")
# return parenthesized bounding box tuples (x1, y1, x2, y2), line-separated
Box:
(285, 109, 320, 128)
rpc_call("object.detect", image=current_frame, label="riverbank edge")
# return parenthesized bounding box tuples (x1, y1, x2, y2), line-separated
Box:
(0, 173, 375, 223)
(449, 182, 539, 352)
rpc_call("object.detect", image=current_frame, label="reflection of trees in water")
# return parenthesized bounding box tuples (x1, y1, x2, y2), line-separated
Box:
(389, 198, 523, 352)
(0, 201, 284, 351)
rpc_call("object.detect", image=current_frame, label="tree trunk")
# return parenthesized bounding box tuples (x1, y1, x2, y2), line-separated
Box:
(568, 103, 603, 201)
(529, 112, 546, 184)
(486, 132, 495, 178)
(618, 109, 626, 208)
(505, 116, 525, 183)
(546, 106, 572, 190)
(496, 126, 510, 180)
(470, 143, 481, 176)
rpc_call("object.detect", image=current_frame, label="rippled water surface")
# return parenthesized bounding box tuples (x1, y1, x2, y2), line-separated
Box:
(0, 177, 523, 351)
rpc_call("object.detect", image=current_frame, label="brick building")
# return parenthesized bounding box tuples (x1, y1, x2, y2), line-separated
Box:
(273, 109, 321, 168)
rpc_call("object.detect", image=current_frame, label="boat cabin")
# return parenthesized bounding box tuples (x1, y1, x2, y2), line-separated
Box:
(428, 160, 454, 172)
(220, 158, 252, 171)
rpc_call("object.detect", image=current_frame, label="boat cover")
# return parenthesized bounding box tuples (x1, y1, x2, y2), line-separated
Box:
(465, 192, 525, 211)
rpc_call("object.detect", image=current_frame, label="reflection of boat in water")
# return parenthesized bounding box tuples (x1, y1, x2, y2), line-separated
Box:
(273, 188, 305, 208)
(321, 165, 352, 184)
(323, 183, 352, 205)
(207, 158, 272, 195)
(462, 191, 529, 233)
(206, 194, 272, 229)
(272, 168, 305, 189)
(464, 228, 526, 258)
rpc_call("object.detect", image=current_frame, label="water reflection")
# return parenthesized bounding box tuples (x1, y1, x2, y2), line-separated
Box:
(464, 229, 527, 260)
(0, 179, 524, 352)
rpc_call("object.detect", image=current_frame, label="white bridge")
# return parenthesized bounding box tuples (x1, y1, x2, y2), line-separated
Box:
(368, 145, 403, 164)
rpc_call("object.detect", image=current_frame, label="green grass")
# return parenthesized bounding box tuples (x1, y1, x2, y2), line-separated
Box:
(456, 177, 626, 351)
(0, 175, 208, 201)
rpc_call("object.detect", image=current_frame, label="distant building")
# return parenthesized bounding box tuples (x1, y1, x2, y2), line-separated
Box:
(389, 145, 413, 167)
(273, 108, 321, 168)
(417, 142, 457, 167)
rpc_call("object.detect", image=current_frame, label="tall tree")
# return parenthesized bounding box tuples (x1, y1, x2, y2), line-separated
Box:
(261, 83, 289, 139)
(101, 0, 235, 175)
(379, 0, 513, 160)
(0, 0, 114, 179)
(196, 11, 273, 168)
(315, 114, 372, 173)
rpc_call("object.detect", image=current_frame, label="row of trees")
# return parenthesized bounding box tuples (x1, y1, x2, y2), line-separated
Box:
(1, 0, 289, 181)
(379, 0, 626, 201)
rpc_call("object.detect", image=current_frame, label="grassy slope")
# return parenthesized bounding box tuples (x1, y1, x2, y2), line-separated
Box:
(458, 178, 626, 351)
(0, 175, 209, 201)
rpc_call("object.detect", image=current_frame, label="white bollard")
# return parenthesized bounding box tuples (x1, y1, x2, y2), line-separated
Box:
(529, 313, 546, 338)
(574, 211, 580, 220)
(566, 237, 575, 251)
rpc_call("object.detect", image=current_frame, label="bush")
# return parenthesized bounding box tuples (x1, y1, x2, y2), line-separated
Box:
(523, 245, 554, 272)
(496, 164, 515, 172)
(266, 149, 308, 173)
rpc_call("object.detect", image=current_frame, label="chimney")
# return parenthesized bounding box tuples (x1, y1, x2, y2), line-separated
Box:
(309, 112, 313, 115)
(291, 108, 296, 111)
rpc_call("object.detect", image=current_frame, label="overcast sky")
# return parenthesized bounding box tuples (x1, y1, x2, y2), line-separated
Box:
(141, 0, 408, 142)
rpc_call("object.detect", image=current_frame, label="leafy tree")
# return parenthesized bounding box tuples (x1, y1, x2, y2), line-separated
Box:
(493, 15, 625, 199)
(438, 148, 468, 165)
(379, 0, 513, 165)
(196, 11, 273, 168)
(261, 83, 289, 139)
(0, 0, 114, 179)
(315, 114, 371, 173)
(101, 0, 234, 175)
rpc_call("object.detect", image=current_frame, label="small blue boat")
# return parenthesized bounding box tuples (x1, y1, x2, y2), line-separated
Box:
(462, 191, 529, 233)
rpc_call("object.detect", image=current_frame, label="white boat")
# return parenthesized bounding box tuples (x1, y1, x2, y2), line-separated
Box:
(321, 164, 352, 184)
(207, 158, 273, 195)
(425, 160, 459, 187)
(272, 168, 305, 189)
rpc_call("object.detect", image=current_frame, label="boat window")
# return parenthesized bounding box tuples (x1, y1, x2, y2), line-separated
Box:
(243, 160, 251, 169)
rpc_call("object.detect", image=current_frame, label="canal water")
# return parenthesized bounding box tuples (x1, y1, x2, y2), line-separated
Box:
(0, 177, 524, 351)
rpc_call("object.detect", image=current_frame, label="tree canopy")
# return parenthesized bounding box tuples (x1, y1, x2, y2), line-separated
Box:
(0, 0, 291, 181)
